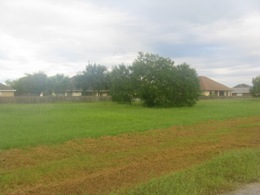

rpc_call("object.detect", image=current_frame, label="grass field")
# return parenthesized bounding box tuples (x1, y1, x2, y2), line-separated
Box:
(122, 149, 260, 195)
(0, 99, 260, 149)
(0, 99, 260, 194)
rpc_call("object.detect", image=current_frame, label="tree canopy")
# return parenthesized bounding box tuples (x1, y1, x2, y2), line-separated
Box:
(74, 64, 109, 95)
(7, 72, 72, 96)
(109, 64, 133, 104)
(6, 52, 201, 107)
(109, 52, 200, 107)
(47, 74, 71, 95)
(250, 75, 260, 97)
(8, 72, 48, 96)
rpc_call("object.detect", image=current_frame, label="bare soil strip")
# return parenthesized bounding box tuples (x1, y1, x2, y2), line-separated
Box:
(222, 183, 260, 195)
(0, 117, 259, 195)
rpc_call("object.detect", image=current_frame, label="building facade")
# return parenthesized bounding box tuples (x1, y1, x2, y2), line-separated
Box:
(199, 76, 232, 97)
(0, 83, 16, 97)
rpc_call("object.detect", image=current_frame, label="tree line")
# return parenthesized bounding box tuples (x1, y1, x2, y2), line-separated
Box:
(6, 52, 202, 107)
(7, 52, 259, 107)
(6, 73, 72, 96)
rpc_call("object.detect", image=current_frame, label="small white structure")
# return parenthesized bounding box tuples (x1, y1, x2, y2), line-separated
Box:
(65, 90, 82, 97)
(232, 84, 251, 97)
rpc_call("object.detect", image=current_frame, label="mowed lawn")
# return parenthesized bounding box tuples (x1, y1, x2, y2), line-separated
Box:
(0, 99, 260, 149)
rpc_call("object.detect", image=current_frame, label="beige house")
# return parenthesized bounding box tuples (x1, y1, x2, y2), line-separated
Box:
(0, 83, 16, 97)
(199, 76, 232, 96)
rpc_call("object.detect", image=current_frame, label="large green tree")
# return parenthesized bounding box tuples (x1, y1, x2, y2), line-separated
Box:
(131, 52, 176, 107)
(250, 75, 260, 97)
(109, 52, 201, 107)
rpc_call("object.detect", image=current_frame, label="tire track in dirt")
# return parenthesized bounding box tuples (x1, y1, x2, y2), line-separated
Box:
(1, 116, 260, 195)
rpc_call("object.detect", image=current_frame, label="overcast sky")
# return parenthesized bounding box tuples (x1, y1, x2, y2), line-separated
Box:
(1, 0, 260, 87)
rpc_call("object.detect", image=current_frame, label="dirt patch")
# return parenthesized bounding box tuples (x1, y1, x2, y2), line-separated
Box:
(222, 183, 260, 195)
(1, 117, 260, 195)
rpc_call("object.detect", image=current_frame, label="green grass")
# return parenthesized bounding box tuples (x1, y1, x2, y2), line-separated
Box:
(120, 149, 260, 195)
(0, 99, 260, 149)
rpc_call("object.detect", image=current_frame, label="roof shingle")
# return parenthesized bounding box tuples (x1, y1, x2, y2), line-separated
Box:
(199, 76, 231, 91)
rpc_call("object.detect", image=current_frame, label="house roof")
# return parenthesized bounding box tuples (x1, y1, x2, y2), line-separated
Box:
(233, 84, 251, 88)
(199, 76, 231, 91)
(232, 84, 251, 94)
(0, 83, 16, 91)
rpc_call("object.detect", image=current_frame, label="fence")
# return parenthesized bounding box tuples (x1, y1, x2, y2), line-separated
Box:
(199, 95, 253, 100)
(0, 95, 254, 104)
(0, 96, 111, 104)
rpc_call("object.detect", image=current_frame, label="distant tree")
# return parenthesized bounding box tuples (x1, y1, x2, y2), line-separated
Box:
(47, 74, 71, 95)
(109, 64, 134, 104)
(74, 63, 109, 95)
(5, 79, 23, 95)
(250, 75, 260, 97)
(4, 80, 13, 87)
(9, 72, 48, 96)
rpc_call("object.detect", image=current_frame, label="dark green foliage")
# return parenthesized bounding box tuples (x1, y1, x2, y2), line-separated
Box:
(109, 52, 200, 107)
(173, 63, 201, 107)
(131, 52, 176, 107)
(250, 75, 260, 97)
(109, 64, 133, 104)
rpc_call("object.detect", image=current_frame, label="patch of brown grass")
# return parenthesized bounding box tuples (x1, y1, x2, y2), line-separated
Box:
(0, 117, 259, 195)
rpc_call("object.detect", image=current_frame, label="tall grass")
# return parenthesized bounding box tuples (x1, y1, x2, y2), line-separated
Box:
(121, 149, 260, 195)
(0, 99, 259, 149)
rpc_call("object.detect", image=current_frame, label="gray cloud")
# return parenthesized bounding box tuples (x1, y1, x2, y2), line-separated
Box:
(0, 0, 260, 87)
